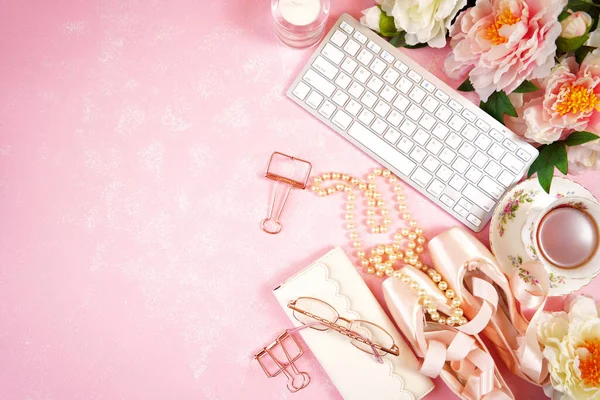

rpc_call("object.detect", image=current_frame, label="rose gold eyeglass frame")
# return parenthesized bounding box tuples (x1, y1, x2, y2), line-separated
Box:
(288, 297, 400, 358)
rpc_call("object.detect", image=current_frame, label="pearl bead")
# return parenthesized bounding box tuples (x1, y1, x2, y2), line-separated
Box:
(347, 194, 356, 201)
(410, 282, 420, 291)
(313, 176, 322, 183)
(414, 261, 423, 269)
(453, 308, 464, 317)
(427, 306, 437, 314)
(377, 200, 385, 207)
(345, 213, 354, 220)
(379, 226, 387, 233)
(401, 229, 410, 236)
(401, 276, 411, 284)
(341, 174, 350, 181)
(346, 223, 355, 230)
(373, 192, 381, 199)
(428, 269, 436, 277)
(371, 227, 380, 234)
(393, 184, 402, 192)
(422, 297, 433, 307)
(451, 315, 461, 324)
(365, 190, 373, 197)
(327, 187, 336, 194)
(392, 243, 401, 252)
(447, 318, 455, 326)
(415, 246, 424, 254)
(352, 240, 361, 248)
(357, 250, 365, 258)
(332, 172, 341, 179)
(418, 289, 427, 297)
(367, 267, 376, 274)
(311, 185, 319, 192)
(358, 183, 367, 190)
(407, 232, 417, 240)
(417, 237, 426, 245)
(367, 209, 375, 216)
(368, 183, 376, 190)
(373, 168, 382, 176)
(398, 204, 407, 211)
(318, 190, 327, 197)
(350, 232, 358, 239)
(438, 281, 448, 291)
(372, 255, 382, 263)
(430, 312, 440, 321)
(361, 259, 370, 267)
(388, 176, 397, 183)
(322, 173, 331, 180)
(395, 195, 405, 202)
(384, 245, 393, 254)
(459, 317, 468, 326)
(402, 213, 411, 220)
(376, 246, 385, 255)
(438, 317, 446, 325)
(382, 170, 391, 177)
(350, 178, 359, 185)
(445, 289, 455, 299)
(452, 298, 462, 308)
(432, 274, 442, 283)
(405, 249, 414, 257)
(375, 263, 386, 271)
(385, 267, 394, 276)
(335, 184, 344, 192)
(346, 204, 355, 211)
(380, 209, 389, 216)
(407, 242, 416, 249)
(376, 270, 385, 278)
(367, 219, 375, 226)
(367, 174, 375, 181)
(388, 253, 398, 262)
(410, 221, 418, 227)
(393, 270, 403, 279)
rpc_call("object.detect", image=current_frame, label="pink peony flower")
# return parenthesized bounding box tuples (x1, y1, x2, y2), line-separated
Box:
(445, 0, 565, 102)
(507, 51, 600, 144)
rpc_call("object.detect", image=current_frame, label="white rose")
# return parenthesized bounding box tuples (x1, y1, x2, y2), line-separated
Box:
(560, 11, 592, 39)
(567, 138, 600, 174)
(586, 23, 600, 47)
(360, 6, 382, 32)
(383, 0, 466, 48)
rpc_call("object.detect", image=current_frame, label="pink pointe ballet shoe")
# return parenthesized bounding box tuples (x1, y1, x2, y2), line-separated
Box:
(428, 227, 550, 386)
(383, 266, 514, 400)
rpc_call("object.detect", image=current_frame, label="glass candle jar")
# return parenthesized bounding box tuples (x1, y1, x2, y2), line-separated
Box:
(271, 0, 330, 49)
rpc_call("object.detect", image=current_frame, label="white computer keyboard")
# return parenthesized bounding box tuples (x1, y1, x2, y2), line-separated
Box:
(286, 14, 539, 232)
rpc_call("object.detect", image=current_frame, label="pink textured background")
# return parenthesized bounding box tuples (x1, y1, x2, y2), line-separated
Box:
(0, 1, 598, 399)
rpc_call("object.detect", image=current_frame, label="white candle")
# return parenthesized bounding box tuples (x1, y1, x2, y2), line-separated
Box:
(279, 0, 321, 26)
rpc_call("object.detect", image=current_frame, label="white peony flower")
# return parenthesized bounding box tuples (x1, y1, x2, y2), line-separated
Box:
(587, 23, 600, 47)
(567, 139, 600, 175)
(538, 295, 600, 400)
(382, 0, 467, 48)
(560, 11, 592, 39)
(360, 5, 382, 32)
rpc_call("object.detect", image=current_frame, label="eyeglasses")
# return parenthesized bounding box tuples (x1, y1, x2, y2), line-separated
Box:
(287, 297, 399, 361)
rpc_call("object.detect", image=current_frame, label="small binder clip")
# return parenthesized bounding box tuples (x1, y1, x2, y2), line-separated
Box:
(261, 152, 312, 234)
(254, 331, 310, 393)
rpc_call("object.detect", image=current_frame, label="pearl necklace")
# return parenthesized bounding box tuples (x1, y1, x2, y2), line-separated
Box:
(311, 168, 467, 327)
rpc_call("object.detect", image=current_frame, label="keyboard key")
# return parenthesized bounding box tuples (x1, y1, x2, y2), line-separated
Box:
(360, 91, 377, 108)
(435, 105, 452, 122)
(332, 90, 349, 106)
(383, 68, 400, 85)
(400, 119, 417, 136)
(454, 204, 469, 218)
(427, 179, 445, 197)
(420, 80, 435, 93)
(489, 129, 504, 141)
(517, 148, 531, 161)
(348, 82, 365, 98)
(353, 31, 367, 44)
(367, 76, 384, 92)
(313, 56, 339, 79)
(410, 147, 427, 163)
(409, 87, 426, 103)
(458, 142, 476, 159)
(334, 72, 352, 89)
(501, 153, 524, 174)
(408, 70, 422, 83)
(394, 60, 408, 73)
(426, 138, 443, 155)
(498, 170, 515, 187)
(432, 124, 450, 140)
(475, 119, 490, 132)
(461, 125, 478, 141)
(357, 49, 374, 65)
(472, 151, 489, 168)
(347, 122, 417, 176)
(462, 109, 476, 122)
(358, 109, 375, 125)
(465, 166, 483, 183)
(332, 110, 352, 130)
(386, 110, 403, 126)
(367, 41, 381, 53)
(292, 82, 311, 100)
(458, 198, 473, 211)
(397, 137, 414, 153)
(474, 134, 492, 151)
(467, 214, 482, 227)
(448, 99, 462, 112)
(393, 94, 410, 111)
(331, 30, 348, 47)
(423, 156, 441, 172)
(372, 118, 388, 135)
(419, 114, 436, 130)
(306, 91, 324, 109)
(445, 133, 462, 149)
(381, 50, 395, 63)
(440, 194, 455, 207)
(448, 115, 466, 132)
(463, 184, 495, 212)
(411, 167, 432, 187)
(434, 90, 450, 102)
(488, 143, 505, 160)
(354, 66, 371, 83)
(374, 101, 391, 117)
(340, 21, 354, 34)
(384, 128, 401, 144)
(449, 175, 467, 191)
(381, 85, 397, 102)
(396, 77, 413, 94)
(479, 176, 504, 199)
(341, 57, 358, 74)
(370, 58, 386, 75)
(452, 157, 469, 173)
(322, 43, 345, 64)
(439, 148, 456, 164)
(406, 104, 424, 121)
(484, 161, 502, 177)
(345, 99, 362, 116)
(503, 139, 518, 152)
(414, 129, 430, 146)
(436, 165, 453, 182)
(303, 69, 336, 96)
(318, 100, 336, 118)
(423, 96, 440, 113)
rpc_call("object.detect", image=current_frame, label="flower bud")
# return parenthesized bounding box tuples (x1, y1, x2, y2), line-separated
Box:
(360, 6, 381, 32)
(560, 11, 592, 39)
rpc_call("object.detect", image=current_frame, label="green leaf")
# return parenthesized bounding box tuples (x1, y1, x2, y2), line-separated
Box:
(527, 142, 568, 193)
(576, 46, 595, 64)
(379, 8, 399, 37)
(480, 91, 517, 124)
(565, 131, 600, 146)
(388, 31, 428, 48)
(513, 80, 539, 93)
(556, 33, 590, 53)
(457, 78, 475, 92)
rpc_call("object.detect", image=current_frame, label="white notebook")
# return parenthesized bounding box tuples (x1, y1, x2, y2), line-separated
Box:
(273, 247, 434, 400)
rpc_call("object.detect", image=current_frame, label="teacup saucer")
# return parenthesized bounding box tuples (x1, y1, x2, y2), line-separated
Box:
(489, 177, 597, 296)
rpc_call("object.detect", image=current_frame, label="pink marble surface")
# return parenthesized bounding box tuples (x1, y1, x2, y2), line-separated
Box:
(0, 0, 598, 399)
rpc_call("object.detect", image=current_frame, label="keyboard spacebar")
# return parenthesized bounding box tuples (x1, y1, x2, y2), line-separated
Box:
(348, 122, 416, 176)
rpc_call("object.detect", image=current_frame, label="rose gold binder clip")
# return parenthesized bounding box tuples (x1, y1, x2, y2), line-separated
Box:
(254, 330, 310, 393)
(261, 152, 312, 234)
